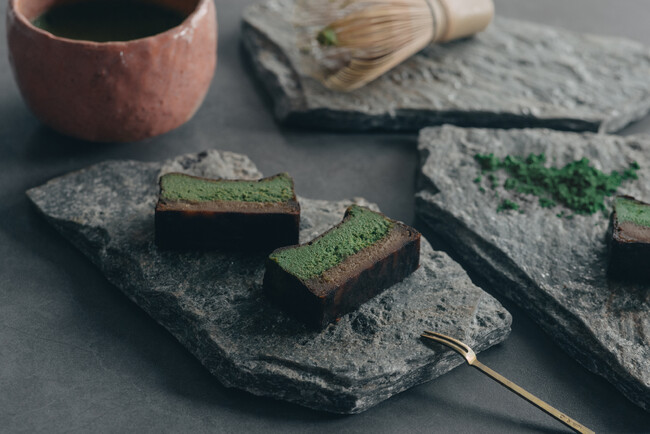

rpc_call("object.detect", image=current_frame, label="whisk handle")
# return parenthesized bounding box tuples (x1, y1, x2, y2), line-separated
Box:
(427, 0, 494, 42)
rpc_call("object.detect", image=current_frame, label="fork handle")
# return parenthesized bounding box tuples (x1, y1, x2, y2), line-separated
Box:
(471, 361, 595, 434)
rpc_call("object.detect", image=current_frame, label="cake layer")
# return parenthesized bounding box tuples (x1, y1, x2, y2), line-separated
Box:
(608, 195, 650, 280)
(264, 206, 420, 328)
(268, 205, 392, 280)
(159, 172, 295, 203)
(155, 172, 299, 250)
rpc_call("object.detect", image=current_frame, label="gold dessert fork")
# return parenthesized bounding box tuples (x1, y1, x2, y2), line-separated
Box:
(421, 331, 595, 434)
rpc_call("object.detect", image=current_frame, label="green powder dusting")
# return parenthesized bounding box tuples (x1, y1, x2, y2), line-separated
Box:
(497, 199, 519, 213)
(488, 173, 499, 189)
(269, 205, 393, 281)
(474, 153, 640, 216)
(160, 173, 294, 203)
(317, 27, 338, 46)
(615, 197, 650, 228)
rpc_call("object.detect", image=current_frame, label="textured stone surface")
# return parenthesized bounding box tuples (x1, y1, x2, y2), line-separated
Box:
(416, 126, 650, 411)
(241, 0, 650, 133)
(26, 150, 511, 414)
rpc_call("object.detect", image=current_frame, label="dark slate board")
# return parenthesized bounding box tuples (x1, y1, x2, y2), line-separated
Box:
(241, 0, 650, 133)
(26, 150, 511, 414)
(416, 126, 650, 411)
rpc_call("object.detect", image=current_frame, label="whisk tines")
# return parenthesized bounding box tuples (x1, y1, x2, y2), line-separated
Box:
(313, 0, 437, 91)
(300, 0, 494, 91)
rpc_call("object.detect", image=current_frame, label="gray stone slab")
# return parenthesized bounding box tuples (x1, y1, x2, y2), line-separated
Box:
(416, 125, 650, 411)
(242, 0, 650, 133)
(26, 150, 511, 414)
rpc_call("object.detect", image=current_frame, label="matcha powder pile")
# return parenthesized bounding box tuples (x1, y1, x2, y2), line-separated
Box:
(474, 153, 639, 217)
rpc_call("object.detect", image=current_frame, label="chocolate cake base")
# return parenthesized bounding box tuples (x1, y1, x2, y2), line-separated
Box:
(264, 207, 420, 329)
(155, 200, 300, 250)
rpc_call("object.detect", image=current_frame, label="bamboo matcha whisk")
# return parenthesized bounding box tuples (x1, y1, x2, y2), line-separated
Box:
(309, 0, 494, 91)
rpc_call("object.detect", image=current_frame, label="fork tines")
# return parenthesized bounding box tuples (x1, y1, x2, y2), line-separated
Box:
(421, 330, 477, 363)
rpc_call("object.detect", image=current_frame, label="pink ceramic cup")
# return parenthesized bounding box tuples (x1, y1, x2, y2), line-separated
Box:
(7, 0, 217, 143)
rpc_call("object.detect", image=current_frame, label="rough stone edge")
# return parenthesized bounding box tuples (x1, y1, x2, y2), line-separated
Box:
(415, 136, 650, 412)
(25, 159, 512, 414)
(240, 5, 650, 133)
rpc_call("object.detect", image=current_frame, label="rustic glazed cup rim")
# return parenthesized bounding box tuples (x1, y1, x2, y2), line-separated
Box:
(9, 0, 211, 46)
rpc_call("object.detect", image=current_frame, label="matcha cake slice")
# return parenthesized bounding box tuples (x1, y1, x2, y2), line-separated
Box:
(155, 172, 300, 250)
(608, 195, 650, 281)
(263, 205, 420, 329)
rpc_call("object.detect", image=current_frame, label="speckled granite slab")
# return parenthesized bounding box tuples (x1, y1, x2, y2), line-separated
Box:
(27, 151, 511, 414)
(242, 0, 650, 133)
(416, 126, 650, 411)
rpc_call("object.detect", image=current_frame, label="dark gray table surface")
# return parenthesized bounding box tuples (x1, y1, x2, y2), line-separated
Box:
(2, 1, 650, 432)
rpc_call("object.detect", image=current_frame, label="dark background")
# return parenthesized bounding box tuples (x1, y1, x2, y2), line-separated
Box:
(2, 0, 650, 432)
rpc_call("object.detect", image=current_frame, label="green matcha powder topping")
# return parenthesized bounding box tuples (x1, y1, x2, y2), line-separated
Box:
(615, 197, 650, 228)
(269, 205, 393, 281)
(496, 199, 519, 213)
(160, 173, 294, 203)
(317, 27, 338, 46)
(474, 153, 639, 216)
